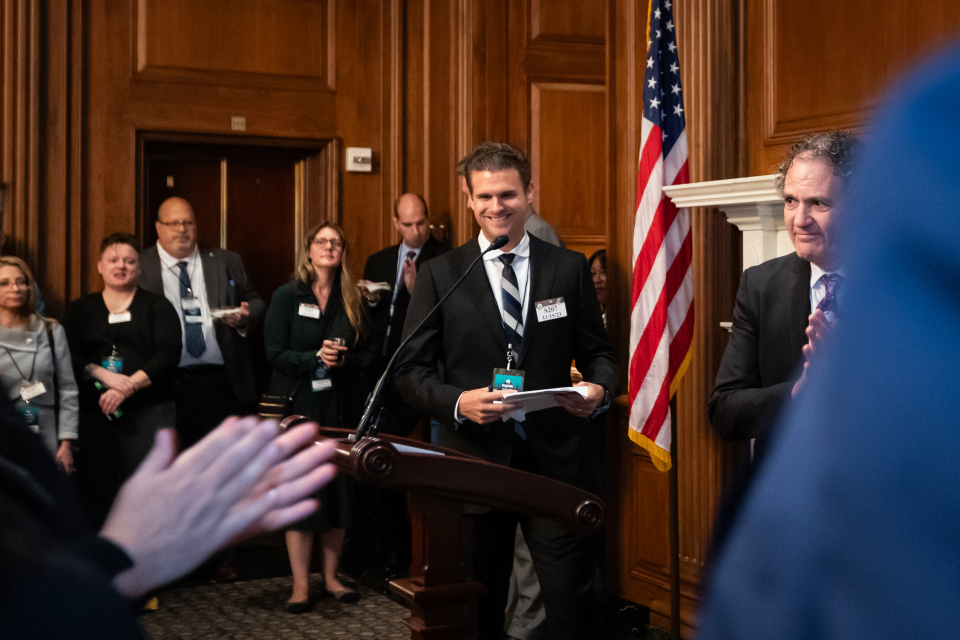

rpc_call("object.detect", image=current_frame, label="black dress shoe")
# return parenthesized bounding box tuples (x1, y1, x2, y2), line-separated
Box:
(285, 600, 311, 614)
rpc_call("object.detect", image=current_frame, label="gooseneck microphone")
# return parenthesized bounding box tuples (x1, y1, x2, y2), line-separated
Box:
(351, 234, 510, 441)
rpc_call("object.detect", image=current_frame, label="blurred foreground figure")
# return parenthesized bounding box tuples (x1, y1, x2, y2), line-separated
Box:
(0, 401, 337, 639)
(698, 46, 960, 639)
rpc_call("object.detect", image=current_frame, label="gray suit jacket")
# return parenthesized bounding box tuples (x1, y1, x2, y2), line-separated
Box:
(137, 245, 266, 403)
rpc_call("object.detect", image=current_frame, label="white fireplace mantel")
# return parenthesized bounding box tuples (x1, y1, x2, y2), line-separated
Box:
(663, 175, 792, 271)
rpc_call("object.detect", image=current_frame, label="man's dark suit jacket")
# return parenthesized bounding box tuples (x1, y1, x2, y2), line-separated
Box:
(137, 245, 266, 403)
(708, 251, 811, 455)
(393, 234, 617, 491)
(362, 234, 449, 356)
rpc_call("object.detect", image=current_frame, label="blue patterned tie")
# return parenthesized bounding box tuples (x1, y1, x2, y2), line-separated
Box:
(499, 254, 524, 362)
(817, 273, 842, 316)
(178, 261, 206, 357)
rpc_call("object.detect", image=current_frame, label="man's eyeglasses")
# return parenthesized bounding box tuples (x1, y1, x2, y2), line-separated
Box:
(0, 278, 29, 290)
(158, 220, 195, 229)
(312, 238, 343, 249)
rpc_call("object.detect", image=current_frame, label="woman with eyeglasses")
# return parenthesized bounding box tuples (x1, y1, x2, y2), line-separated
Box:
(63, 233, 182, 527)
(264, 221, 377, 611)
(0, 256, 80, 471)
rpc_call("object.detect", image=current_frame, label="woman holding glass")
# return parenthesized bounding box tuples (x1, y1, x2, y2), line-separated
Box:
(265, 222, 376, 611)
(64, 233, 182, 527)
(0, 256, 80, 471)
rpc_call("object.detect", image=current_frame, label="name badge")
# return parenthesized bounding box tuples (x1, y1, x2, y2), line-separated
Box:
(19, 404, 40, 429)
(312, 378, 333, 391)
(491, 368, 525, 392)
(299, 303, 321, 319)
(535, 297, 567, 322)
(20, 382, 46, 402)
(103, 355, 123, 374)
(182, 297, 203, 324)
(108, 311, 131, 324)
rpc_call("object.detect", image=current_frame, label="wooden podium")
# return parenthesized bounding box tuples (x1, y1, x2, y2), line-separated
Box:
(280, 418, 605, 640)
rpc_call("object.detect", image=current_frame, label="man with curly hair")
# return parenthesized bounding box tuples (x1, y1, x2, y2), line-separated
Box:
(708, 131, 858, 460)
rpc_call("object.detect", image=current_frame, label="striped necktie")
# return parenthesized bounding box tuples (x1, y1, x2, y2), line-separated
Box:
(499, 254, 524, 362)
(178, 261, 206, 357)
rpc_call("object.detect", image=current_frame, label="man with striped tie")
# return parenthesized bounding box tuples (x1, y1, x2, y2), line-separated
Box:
(139, 197, 266, 452)
(394, 142, 617, 640)
(709, 131, 858, 462)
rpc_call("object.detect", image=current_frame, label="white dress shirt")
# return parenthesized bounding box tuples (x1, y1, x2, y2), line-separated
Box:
(156, 243, 225, 367)
(479, 231, 532, 328)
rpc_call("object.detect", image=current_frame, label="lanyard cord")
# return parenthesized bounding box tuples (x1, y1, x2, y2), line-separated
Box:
(162, 254, 201, 298)
(2, 343, 39, 384)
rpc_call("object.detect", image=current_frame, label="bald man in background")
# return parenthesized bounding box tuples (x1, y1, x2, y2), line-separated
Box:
(138, 197, 266, 451)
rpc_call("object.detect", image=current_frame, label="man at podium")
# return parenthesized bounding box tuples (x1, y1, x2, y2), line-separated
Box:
(394, 142, 617, 640)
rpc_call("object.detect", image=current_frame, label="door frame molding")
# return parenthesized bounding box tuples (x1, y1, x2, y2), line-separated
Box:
(135, 131, 341, 244)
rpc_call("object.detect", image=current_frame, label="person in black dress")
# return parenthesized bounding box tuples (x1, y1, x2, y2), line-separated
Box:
(265, 221, 376, 610)
(64, 233, 182, 527)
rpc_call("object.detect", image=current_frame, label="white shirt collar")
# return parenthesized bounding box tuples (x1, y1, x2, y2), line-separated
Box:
(809, 262, 845, 288)
(398, 241, 421, 260)
(157, 242, 199, 267)
(479, 232, 530, 261)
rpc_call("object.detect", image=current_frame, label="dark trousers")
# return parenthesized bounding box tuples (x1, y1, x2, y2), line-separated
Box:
(470, 437, 601, 640)
(173, 365, 245, 450)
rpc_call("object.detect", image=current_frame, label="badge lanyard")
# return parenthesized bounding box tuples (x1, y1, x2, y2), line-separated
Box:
(163, 256, 201, 300)
(2, 345, 38, 388)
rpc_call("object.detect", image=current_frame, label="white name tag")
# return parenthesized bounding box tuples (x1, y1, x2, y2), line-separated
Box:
(20, 382, 46, 401)
(108, 311, 131, 324)
(182, 297, 203, 323)
(535, 297, 568, 322)
(299, 303, 321, 319)
(311, 378, 333, 391)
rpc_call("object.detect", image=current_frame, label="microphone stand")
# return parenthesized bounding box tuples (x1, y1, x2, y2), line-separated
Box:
(350, 234, 510, 442)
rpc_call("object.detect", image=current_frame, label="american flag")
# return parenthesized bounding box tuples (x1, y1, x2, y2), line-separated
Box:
(627, 0, 693, 472)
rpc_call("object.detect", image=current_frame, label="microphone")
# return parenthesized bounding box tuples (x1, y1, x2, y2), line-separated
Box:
(351, 234, 512, 441)
(488, 234, 509, 251)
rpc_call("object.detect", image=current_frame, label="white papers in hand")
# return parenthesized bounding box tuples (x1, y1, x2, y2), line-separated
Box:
(358, 281, 392, 293)
(493, 386, 588, 422)
(210, 307, 241, 319)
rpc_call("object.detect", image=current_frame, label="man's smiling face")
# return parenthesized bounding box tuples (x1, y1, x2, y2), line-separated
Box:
(467, 169, 533, 251)
(783, 154, 843, 271)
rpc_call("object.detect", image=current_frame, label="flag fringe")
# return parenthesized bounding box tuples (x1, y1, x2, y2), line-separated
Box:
(629, 428, 672, 472)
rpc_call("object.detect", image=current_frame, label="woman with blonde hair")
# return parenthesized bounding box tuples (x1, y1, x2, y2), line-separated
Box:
(264, 221, 377, 611)
(0, 256, 80, 471)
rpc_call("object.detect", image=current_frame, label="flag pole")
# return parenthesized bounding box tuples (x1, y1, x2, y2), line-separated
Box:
(669, 394, 680, 639)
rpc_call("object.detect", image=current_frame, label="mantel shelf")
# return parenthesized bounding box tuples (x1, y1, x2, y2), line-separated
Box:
(664, 175, 792, 271)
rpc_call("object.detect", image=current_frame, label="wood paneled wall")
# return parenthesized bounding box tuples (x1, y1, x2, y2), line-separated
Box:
(6, 1, 960, 637)
(745, 0, 960, 174)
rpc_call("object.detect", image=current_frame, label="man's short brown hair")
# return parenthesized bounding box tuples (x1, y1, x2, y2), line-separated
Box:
(456, 142, 532, 193)
(775, 131, 859, 197)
